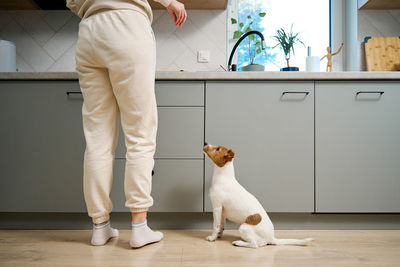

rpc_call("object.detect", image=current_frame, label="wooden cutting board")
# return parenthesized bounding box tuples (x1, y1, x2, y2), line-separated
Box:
(364, 36, 400, 71)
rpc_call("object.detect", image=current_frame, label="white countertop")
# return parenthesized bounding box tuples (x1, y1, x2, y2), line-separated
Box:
(0, 71, 400, 80)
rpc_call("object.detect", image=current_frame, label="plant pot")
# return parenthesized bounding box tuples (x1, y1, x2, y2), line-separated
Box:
(241, 64, 265, 71)
(280, 67, 299, 71)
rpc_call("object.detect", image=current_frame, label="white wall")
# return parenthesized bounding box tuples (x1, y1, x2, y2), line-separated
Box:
(0, 9, 226, 72)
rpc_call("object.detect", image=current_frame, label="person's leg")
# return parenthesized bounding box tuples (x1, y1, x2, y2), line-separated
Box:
(76, 17, 119, 245)
(91, 10, 162, 248)
(78, 64, 120, 225)
(132, 211, 147, 223)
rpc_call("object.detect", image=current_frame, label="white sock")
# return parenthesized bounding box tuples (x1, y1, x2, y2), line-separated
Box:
(91, 221, 119, 246)
(130, 220, 164, 248)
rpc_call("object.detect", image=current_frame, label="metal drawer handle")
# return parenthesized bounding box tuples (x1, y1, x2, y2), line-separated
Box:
(356, 91, 384, 96)
(66, 92, 82, 96)
(282, 91, 309, 95)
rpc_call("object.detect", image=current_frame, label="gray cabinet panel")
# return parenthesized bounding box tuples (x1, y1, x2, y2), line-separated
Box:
(110, 159, 203, 212)
(0, 81, 86, 212)
(205, 81, 314, 212)
(155, 81, 204, 106)
(115, 107, 204, 159)
(1, 80, 205, 213)
(316, 81, 400, 212)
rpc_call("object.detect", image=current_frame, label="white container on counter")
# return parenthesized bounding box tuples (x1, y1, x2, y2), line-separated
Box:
(0, 40, 16, 72)
(305, 46, 320, 72)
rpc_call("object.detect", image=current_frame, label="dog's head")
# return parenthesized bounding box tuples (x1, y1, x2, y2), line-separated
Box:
(203, 144, 235, 167)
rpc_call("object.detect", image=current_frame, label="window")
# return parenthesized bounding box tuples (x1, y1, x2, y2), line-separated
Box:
(232, 0, 330, 71)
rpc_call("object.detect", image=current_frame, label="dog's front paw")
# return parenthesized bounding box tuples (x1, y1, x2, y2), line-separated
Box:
(206, 235, 217, 242)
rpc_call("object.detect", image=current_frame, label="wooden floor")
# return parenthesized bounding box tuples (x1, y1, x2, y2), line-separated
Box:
(1, 230, 400, 266)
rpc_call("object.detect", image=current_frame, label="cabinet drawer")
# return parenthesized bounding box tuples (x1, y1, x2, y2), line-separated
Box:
(116, 107, 204, 159)
(155, 81, 204, 106)
(110, 159, 203, 212)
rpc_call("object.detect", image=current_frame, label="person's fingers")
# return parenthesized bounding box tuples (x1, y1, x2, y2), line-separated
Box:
(182, 10, 187, 25)
(178, 8, 186, 26)
(177, 9, 184, 26)
(167, 1, 187, 27)
(168, 8, 178, 24)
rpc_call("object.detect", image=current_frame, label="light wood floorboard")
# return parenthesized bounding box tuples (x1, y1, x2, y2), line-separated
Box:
(1, 230, 400, 266)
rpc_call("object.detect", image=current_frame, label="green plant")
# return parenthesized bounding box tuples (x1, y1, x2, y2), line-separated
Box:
(231, 11, 266, 65)
(272, 25, 304, 68)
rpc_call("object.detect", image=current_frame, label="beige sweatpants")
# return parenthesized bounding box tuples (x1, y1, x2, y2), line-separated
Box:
(75, 9, 157, 224)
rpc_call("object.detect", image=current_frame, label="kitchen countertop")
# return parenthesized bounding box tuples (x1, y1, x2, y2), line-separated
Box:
(0, 71, 400, 80)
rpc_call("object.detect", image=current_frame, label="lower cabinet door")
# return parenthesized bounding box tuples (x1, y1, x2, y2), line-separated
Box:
(205, 81, 314, 212)
(110, 159, 203, 212)
(316, 81, 400, 212)
(0, 81, 86, 212)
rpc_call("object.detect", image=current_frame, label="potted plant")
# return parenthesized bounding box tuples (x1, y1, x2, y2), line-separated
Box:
(231, 11, 266, 71)
(272, 25, 304, 71)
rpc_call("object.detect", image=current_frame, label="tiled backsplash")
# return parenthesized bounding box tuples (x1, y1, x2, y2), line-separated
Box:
(0, 9, 227, 72)
(358, 10, 400, 70)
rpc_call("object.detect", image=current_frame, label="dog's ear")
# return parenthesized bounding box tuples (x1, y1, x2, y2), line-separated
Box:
(224, 149, 235, 161)
(228, 149, 235, 158)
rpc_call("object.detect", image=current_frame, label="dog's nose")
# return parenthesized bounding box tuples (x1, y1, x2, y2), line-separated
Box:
(204, 142, 208, 147)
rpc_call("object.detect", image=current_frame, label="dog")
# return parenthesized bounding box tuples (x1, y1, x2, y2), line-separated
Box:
(203, 143, 313, 248)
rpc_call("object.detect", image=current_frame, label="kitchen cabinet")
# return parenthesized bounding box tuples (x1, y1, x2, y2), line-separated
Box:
(0, 80, 204, 212)
(315, 81, 400, 212)
(205, 81, 314, 212)
(0, 81, 86, 212)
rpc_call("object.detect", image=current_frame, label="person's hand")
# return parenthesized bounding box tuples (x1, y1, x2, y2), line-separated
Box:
(167, 0, 187, 27)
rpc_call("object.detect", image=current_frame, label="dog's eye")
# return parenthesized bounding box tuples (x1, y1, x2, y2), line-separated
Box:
(216, 148, 220, 151)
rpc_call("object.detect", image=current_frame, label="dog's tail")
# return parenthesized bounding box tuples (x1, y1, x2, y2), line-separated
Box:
(271, 237, 313, 246)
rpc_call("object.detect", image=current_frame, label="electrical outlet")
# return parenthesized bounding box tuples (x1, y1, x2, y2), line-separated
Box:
(197, 50, 210, 63)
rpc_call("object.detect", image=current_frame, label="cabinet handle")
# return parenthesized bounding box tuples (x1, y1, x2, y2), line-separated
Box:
(356, 91, 384, 96)
(66, 92, 82, 96)
(282, 91, 309, 96)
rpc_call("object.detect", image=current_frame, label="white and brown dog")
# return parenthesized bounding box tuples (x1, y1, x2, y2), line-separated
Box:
(203, 144, 313, 248)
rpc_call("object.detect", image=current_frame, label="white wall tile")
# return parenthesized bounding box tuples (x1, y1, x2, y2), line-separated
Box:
(174, 48, 200, 72)
(152, 10, 164, 24)
(152, 11, 179, 47)
(0, 11, 12, 32)
(12, 11, 55, 46)
(43, 16, 79, 60)
(156, 34, 187, 70)
(44, 10, 73, 32)
(47, 43, 77, 72)
(35, 10, 49, 18)
(16, 54, 34, 72)
(361, 10, 400, 36)
(188, 10, 226, 50)
(174, 15, 226, 64)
